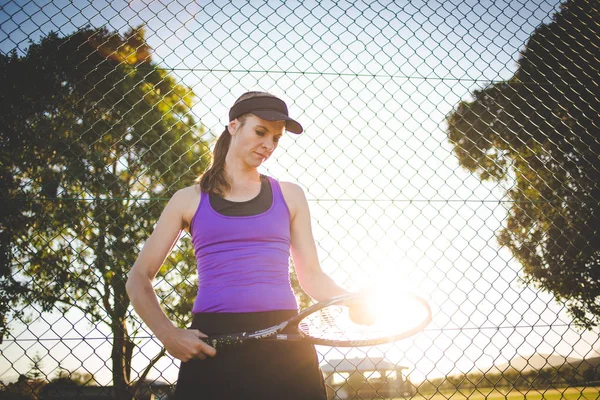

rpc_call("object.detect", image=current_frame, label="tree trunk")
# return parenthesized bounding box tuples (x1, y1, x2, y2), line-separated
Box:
(112, 317, 134, 400)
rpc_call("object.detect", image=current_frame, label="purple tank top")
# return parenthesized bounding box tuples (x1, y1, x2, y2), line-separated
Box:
(190, 177, 298, 313)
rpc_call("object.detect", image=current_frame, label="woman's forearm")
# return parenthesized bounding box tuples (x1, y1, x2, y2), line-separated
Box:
(299, 270, 349, 302)
(126, 272, 177, 342)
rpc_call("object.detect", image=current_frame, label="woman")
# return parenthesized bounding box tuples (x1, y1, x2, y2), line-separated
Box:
(126, 91, 349, 399)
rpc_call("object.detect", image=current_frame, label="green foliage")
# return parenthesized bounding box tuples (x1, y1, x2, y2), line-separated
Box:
(418, 357, 600, 392)
(27, 354, 45, 381)
(445, 0, 600, 328)
(51, 368, 96, 386)
(413, 386, 600, 400)
(289, 260, 313, 310)
(0, 26, 210, 397)
(0, 367, 98, 400)
(0, 375, 46, 400)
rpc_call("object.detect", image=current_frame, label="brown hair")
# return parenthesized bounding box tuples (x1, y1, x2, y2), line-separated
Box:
(198, 91, 277, 196)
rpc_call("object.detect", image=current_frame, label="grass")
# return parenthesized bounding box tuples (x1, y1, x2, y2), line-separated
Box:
(407, 386, 600, 400)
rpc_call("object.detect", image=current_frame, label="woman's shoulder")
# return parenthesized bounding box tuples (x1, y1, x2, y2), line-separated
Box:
(171, 184, 202, 202)
(277, 180, 308, 217)
(278, 180, 303, 194)
(170, 184, 202, 227)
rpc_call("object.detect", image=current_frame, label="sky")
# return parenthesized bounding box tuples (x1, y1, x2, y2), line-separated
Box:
(2, 0, 599, 387)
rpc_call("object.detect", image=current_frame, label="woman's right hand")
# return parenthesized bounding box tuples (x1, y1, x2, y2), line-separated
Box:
(160, 327, 217, 362)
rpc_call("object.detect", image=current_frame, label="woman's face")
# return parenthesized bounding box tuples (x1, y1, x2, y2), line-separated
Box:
(229, 114, 286, 168)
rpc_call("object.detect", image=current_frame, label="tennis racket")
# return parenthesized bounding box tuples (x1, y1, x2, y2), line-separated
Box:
(202, 291, 431, 349)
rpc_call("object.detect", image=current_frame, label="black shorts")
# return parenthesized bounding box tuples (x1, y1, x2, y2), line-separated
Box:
(173, 310, 327, 400)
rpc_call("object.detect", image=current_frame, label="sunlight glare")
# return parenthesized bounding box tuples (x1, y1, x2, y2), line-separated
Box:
(360, 288, 431, 335)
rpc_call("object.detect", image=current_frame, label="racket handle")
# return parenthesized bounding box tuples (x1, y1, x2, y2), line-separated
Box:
(202, 333, 245, 350)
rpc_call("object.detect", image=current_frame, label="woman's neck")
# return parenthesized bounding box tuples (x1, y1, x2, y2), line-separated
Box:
(222, 170, 263, 202)
(224, 156, 261, 185)
(226, 168, 260, 185)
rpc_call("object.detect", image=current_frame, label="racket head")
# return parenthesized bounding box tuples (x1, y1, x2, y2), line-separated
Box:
(289, 291, 432, 347)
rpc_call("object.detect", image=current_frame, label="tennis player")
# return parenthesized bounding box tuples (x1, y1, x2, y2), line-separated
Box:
(126, 91, 350, 399)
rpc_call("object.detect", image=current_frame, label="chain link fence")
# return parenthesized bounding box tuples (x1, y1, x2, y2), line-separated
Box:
(1, 0, 599, 399)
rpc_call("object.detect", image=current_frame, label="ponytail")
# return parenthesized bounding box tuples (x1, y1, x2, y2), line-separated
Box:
(198, 127, 232, 196)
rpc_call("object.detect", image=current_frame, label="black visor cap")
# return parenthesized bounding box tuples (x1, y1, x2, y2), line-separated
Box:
(229, 96, 303, 134)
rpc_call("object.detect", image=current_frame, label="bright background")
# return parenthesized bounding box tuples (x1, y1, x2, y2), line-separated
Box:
(1, 0, 599, 387)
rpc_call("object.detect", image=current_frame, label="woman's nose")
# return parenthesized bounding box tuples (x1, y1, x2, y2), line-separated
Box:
(262, 138, 275, 150)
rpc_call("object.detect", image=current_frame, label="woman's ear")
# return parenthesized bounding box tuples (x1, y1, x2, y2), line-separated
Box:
(227, 120, 238, 136)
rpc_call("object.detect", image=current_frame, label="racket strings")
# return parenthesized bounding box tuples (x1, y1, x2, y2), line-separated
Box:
(298, 304, 419, 341)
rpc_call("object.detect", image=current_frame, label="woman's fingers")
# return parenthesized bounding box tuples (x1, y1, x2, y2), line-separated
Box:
(195, 329, 207, 338)
(163, 328, 216, 361)
(195, 330, 217, 357)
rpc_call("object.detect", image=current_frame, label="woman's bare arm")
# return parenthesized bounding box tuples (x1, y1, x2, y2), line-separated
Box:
(282, 182, 349, 301)
(126, 188, 215, 361)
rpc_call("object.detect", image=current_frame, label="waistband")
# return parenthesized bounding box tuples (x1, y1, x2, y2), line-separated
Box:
(190, 310, 298, 336)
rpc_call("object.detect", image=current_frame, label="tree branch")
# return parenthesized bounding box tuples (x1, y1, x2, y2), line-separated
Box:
(131, 347, 168, 395)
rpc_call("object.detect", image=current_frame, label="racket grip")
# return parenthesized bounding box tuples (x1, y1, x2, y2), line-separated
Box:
(202, 333, 245, 350)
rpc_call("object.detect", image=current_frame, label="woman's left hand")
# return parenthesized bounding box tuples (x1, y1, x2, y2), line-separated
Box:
(347, 292, 378, 326)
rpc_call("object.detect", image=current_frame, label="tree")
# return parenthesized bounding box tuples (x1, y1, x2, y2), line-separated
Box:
(37, 368, 98, 400)
(290, 261, 313, 310)
(27, 353, 45, 381)
(0, 145, 28, 340)
(445, 0, 600, 328)
(1, 374, 46, 400)
(0, 26, 210, 399)
(52, 365, 97, 386)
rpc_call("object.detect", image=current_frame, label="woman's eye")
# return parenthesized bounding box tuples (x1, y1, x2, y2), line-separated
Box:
(256, 130, 265, 136)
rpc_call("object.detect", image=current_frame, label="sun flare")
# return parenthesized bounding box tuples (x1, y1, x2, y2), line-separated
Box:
(360, 291, 431, 333)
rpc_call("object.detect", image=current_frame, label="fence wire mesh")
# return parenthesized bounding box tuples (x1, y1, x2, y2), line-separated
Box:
(1, 0, 600, 399)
